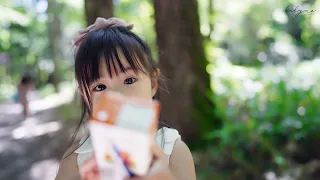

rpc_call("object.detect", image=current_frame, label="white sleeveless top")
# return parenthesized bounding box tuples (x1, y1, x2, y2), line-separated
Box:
(74, 127, 181, 166)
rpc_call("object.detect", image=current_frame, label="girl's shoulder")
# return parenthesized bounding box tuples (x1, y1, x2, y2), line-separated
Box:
(156, 127, 181, 143)
(155, 127, 181, 158)
(163, 127, 180, 140)
(168, 139, 196, 180)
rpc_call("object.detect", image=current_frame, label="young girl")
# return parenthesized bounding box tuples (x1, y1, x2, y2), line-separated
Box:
(55, 17, 196, 180)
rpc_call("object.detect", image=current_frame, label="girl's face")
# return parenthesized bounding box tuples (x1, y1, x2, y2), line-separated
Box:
(89, 53, 158, 104)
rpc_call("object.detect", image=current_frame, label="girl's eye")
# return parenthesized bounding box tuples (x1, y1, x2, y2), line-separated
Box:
(124, 78, 137, 85)
(93, 84, 107, 91)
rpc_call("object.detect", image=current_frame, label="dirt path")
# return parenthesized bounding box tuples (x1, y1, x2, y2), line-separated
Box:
(0, 90, 76, 180)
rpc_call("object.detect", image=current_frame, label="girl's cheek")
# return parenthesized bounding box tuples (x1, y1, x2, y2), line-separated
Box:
(124, 85, 153, 99)
(91, 91, 105, 106)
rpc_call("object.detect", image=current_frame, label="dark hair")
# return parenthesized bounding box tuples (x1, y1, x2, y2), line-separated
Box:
(20, 75, 33, 85)
(64, 27, 170, 158)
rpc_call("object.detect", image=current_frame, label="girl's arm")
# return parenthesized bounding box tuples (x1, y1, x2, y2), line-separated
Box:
(169, 140, 196, 180)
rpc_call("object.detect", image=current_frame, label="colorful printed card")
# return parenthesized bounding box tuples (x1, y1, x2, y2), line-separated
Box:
(79, 91, 160, 180)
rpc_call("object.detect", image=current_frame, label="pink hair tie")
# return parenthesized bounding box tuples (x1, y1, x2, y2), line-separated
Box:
(72, 17, 134, 48)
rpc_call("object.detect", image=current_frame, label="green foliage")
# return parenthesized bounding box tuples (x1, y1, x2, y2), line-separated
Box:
(38, 83, 56, 98)
(0, 5, 49, 86)
(196, 58, 320, 179)
(196, 0, 320, 177)
(198, 0, 320, 66)
(57, 95, 82, 124)
(114, 0, 158, 61)
(0, 83, 15, 102)
(0, 0, 83, 97)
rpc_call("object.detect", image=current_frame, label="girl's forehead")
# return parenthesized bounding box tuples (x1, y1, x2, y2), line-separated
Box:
(100, 50, 129, 65)
(98, 56, 132, 77)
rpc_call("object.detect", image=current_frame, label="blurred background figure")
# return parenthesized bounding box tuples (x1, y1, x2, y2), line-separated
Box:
(17, 75, 35, 117)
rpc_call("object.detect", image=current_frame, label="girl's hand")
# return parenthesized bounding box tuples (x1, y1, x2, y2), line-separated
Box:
(79, 157, 100, 180)
(72, 17, 133, 47)
(79, 143, 176, 180)
(126, 143, 177, 180)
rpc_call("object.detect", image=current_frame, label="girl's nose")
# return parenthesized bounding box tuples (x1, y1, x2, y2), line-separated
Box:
(107, 86, 127, 96)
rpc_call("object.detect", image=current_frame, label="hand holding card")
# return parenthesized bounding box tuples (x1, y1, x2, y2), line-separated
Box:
(79, 91, 160, 180)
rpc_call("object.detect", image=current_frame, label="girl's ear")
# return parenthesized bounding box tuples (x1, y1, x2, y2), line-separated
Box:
(151, 68, 160, 97)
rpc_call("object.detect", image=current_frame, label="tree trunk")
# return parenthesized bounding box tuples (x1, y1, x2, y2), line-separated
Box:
(208, 0, 214, 39)
(84, 0, 113, 25)
(153, 0, 220, 145)
(47, 0, 63, 92)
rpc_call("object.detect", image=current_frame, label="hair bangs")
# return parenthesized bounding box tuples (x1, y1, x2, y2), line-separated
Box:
(75, 27, 152, 107)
